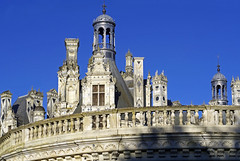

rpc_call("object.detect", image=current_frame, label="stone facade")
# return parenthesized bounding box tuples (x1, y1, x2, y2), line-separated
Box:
(1, 5, 240, 161)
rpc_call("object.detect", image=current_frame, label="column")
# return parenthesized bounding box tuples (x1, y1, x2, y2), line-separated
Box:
(103, 29, 106, 48)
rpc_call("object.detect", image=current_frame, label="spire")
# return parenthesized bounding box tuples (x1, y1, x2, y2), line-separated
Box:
(232, 76, 235, 82)
(217, 56, 220, 72)
(102, 1, 106, 14)
(147, 71, 151, 79)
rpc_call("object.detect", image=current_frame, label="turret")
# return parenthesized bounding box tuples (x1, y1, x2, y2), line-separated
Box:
(209, 64, 228, 105)
(47, 89, 58, 118)
(145, 72, 152, 107)
(152, 70, 168, 106)
(33, 106, 45, 122)
(0, 91, 17, 135)
(92, 4, 116, 61)
(231, 76, 240, 105)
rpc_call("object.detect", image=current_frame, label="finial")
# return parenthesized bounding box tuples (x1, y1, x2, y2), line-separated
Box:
(232, 76, 235, 82)
(155, 70, 158, 76)
(97, 44, 100, 51)
(148, 71, 151, 76)
(31, 86, 33, 91)
(147, 71, 151, 79)
(102, 0, 106, 14)
(161, 70, 164, 75)
(202, 100, 205, 105)
(217, 55, 220, 72)
(237, 76, 239, 81)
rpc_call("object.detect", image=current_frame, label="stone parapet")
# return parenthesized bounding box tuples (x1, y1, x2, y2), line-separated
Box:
(1, 105, 240, 160)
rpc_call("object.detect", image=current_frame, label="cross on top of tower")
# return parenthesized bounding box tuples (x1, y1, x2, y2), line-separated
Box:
(102, 1, 106, 14)
(217, 56, 220, 72)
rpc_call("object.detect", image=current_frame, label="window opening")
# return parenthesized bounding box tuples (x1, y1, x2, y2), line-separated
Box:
(92, 85, 105, 106)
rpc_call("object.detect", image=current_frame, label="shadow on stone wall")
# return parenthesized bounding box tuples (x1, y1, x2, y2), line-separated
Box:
(116, 125, 240, 161)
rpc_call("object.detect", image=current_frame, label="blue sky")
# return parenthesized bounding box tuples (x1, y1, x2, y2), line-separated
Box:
(0, 0, 240, 108)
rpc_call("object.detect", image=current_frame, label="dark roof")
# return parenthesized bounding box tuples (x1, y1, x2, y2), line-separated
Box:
(12, 96, 29, 126)
(109, 60, 133, 108)
(35, 106, 45, 112)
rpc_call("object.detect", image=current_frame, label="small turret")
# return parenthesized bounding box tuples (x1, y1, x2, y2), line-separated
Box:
(145, 72, 152, 107)
(34, 106, 45, 122)
(0, 91, 17, 135)
(209, 64, 228, 105)
(231, 76, 240, 105)
(152, 70, 168, 106)
(47, 89, 58, 118)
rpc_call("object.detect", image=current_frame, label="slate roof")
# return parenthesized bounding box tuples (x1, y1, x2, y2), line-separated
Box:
(109, 60, 133, 108)
(12, 96, 29, 126)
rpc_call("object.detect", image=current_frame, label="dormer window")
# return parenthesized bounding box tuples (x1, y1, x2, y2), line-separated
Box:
(92, 85, 105, 106)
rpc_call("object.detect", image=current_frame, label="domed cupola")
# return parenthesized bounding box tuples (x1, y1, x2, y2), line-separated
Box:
(92, 4, 116, 60)
(210, 64, 228, 105)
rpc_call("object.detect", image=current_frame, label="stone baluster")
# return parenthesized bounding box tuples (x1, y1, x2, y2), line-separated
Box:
(187, 110, 191, 125)
(70, 118, 74, 133)
(140, 111, 143, 126)
(147, 111, 151, 127)
(155, 110, 159, 126)
(38, 125, 42, 138)
(96, 115, 99, 130)
(32, 127, 36, 139)
(179, 110, 183, 125)
(43, 124, 47, 137)
(202, 110, 206, 125)
(125, 112, 128, 127)
(171, 110, 175, 125)
(163, 110, 167, 125)
(76, 117, 80, 132)
(118, 113, 121, 128)
(195, 110, 199, 124)
(53, 121, 56, 135)
(66, 119, 70, 133)
(219, 110, 223, 125)
(35, 126, 38, 139)
(102, 114, 106, 129)
(226, 110, 230, 125)
(132, 111, 136, 127)
(59, 120, 63, 134)
(48, 123, 51, 136)
(63, 120, 66, 133)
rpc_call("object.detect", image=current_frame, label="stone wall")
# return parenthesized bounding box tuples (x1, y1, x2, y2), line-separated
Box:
(1, 105, 240, 161)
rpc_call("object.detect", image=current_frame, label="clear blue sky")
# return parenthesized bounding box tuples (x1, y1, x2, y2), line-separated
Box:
(0, 0, 240, 108)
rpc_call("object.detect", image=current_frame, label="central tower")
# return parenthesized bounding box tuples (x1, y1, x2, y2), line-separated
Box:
(92, 4, 116, 60)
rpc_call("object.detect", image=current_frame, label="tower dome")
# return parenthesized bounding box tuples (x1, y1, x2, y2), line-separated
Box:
(92, 4, 116, 60)
(93, 14, 115, 25)
(209, 64, 228, 105)
(211, 65, 227, 82)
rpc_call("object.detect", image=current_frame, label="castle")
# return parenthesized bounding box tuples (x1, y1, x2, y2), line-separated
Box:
(1, 5, 240, 161)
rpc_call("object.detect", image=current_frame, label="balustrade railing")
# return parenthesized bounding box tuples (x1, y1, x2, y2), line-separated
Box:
(0, 105, 240, 155)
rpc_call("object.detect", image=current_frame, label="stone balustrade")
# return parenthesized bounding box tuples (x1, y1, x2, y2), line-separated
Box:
(0, 105, 240, 160)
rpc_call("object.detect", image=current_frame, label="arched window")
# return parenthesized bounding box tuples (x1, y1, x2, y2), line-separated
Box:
(106, 28, 111, 48)
(98, 27, 104, 48)
(216, 85, 221, 98)
(222, 85, 225, 96)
